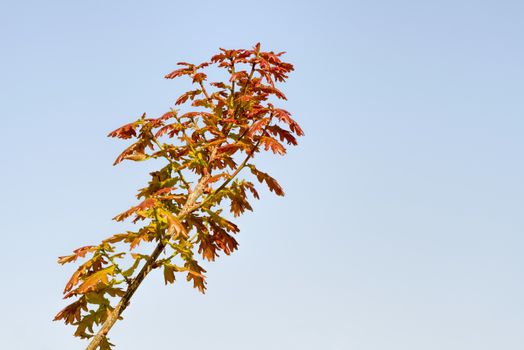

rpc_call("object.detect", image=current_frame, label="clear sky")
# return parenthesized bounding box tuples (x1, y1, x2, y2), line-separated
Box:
(0, 0, 523, 349)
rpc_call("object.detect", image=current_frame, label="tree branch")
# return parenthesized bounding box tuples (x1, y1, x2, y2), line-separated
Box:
(191, 115, 273, 213)
(85, 175, 209, 350)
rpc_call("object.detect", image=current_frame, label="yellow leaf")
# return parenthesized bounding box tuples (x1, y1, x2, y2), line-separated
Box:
(77, 266, 115, 294)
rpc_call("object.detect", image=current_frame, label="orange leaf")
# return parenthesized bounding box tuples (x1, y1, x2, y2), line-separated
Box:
(58, 246, 97, 265)
(158, 208, 187, 238)
(113, 198, 157, 222)
(163, 265, 176, 285)
(77, 266, 115, 294)
(260, 136, 286, 155)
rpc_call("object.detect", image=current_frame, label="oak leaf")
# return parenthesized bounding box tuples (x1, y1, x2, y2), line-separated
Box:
(113, 198, 157, 222)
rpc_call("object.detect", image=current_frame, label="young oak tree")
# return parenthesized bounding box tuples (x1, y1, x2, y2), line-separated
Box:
(55, 44, 303, 350)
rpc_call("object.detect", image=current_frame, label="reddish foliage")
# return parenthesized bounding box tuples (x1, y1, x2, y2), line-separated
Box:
(56, 43, 302, 349)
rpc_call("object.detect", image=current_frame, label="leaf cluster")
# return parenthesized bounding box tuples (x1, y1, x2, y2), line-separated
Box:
(55, 43, 303, 349)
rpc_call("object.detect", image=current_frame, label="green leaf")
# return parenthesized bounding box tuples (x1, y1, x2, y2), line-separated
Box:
(122, 258, 141, 278)
(85, 292, 110, 306)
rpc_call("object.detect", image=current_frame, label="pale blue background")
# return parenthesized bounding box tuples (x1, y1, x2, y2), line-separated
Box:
(0, 0, 523, 349)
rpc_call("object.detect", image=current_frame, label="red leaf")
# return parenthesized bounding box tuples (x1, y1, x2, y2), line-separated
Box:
(258, 85, 287, 100)
(248, 118, 270, 137)
(198, 234, 219, 261)
(242, 181, 260, 199)
(248, 164, 285, 196)
(192, 72, 207, 83)
(155, 123, 186, 138)
(229, 71, 248, 82)
(217, 143, 241, 156)
(53, 298, 87, 324)
(159, 111, 177, 120)
(108, 122, 137, 140)
(113, 198, 157, 222)
(175, 90, 202, 105)
(165, 67, 193, 79)
(267, 125, 297, 145)
(210, 81, 228, 89)
(272, 108, 304, 136)
(260, 136, 286, 155)
(213, 230, 238, 255)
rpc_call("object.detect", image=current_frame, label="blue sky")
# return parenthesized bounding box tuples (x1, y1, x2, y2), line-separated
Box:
(0, 0, 523, 349)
